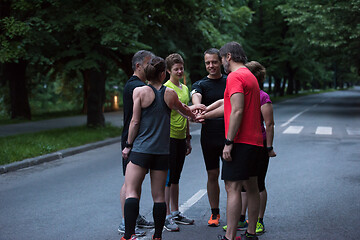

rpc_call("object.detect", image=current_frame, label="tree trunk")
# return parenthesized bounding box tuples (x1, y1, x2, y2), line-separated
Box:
(83, 67, 106, 127)
(82, 72, 88, 114)
(4, 60, 31, 120)
(280, 78, 286, 96)
(274, 76, 282, 97)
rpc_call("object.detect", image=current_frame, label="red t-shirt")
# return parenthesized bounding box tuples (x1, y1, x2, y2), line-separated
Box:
(224, 67, 263, 147)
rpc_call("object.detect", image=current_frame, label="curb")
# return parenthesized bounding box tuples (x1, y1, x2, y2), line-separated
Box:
(0, 137, 121, 174)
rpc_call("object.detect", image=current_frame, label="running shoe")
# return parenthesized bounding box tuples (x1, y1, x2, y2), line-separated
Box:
(255, 220, 265, 234)
(217, 235, 242, 240)
(136, 215, 155, 228)
(152, 236, 161, 240)
(120, 234, 137, 240)
(172, 211, 194, 225)
(118, 223, 146, 237)
(208, 214, 220, 227)
(164, 216, 179, 232)
(222, 220, 248, 231)
(241, 231, 259, 240)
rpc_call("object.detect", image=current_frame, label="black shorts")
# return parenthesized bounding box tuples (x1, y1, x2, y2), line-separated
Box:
(221, 143, 262, 181)
(200, 133, 224, 170)
(128, 151, 169, 171)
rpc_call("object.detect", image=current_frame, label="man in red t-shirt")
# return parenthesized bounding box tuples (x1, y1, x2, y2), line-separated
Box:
(197, 42, 262, 240)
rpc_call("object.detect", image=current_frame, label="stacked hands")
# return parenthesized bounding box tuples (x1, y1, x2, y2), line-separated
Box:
(188, 104, 208, 123)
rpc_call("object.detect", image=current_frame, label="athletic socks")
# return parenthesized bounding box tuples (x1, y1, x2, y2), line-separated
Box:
(153, 202, 166, 239)
(124, 198, 139, 239)
(258, 217, 264, 223)
(211, 208, 220, 216)
(240, 215, 246, 222)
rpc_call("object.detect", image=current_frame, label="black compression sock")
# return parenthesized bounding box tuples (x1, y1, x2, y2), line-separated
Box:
(124, 198, 139, 239)
(258, 217, 263, 223)
(240, 215, 246, 222)
(153, 202, 166, 239)
(211, 208, 220, 216)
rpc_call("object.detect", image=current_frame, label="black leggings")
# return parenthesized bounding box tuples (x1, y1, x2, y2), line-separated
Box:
(166, 138, 186, 186)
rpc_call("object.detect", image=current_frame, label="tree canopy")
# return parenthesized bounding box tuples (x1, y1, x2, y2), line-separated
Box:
(1, 0, 359, 122)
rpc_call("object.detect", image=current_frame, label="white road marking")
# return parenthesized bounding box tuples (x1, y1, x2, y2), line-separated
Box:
(346, 128, 360, 135)
(283, 126, 304, 134)
(315, 126, 332, 135)
(281, 108, 310, 127)
(179, 189, 207, 213)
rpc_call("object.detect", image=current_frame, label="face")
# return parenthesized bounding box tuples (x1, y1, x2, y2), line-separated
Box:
(138, 56, 151, 81)
(222, 56, 230, 74)
(168, 63, 184, 80)
(204, 54, 221, 77)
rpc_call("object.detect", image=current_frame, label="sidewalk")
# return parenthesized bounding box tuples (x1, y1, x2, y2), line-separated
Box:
(0, 111, 123, 174)
(0, 111, 123, 137)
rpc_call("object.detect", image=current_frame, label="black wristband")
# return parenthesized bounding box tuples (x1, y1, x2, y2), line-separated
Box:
(267, 146, 273, 152)
(225, 139, 234, 146)
(124, 141, 133, 148)
(186, 135, 192, 140)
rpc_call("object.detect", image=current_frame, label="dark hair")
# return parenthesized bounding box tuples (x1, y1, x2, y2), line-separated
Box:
(145, 56, 166, 81)
(245, 61, 266, 84)
(131, 50, 155, 71)
(165, 53, 184, 71)
(204, 48, 221, 61)
(219, 41, 248, 64)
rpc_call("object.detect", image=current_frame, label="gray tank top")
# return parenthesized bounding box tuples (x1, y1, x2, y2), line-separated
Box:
(132, 85, 171, 154)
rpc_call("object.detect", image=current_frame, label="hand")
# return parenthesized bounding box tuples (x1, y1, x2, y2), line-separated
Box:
(268, 149, 276, 157)
(195, 113, 206, 123)
(122, 147, 131, 160)
(185, 140, 192, 155)
(222, 144, 233, 161)
(190, 104, 206, 115)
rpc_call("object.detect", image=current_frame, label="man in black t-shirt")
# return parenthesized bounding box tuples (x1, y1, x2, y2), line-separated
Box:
(118, 50, 155, 237)
(191, 48, 227, 227)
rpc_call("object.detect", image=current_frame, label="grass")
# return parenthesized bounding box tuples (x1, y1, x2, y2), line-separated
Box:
(0, 124, 122, 165)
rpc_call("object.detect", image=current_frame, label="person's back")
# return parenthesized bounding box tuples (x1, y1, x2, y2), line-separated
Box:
(132, 85, 171, 155)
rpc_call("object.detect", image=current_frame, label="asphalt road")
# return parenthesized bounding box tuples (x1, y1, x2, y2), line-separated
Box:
(1, 88, 359, 240)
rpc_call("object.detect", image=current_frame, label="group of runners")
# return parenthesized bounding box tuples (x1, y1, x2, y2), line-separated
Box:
(118, 41, 276, 240)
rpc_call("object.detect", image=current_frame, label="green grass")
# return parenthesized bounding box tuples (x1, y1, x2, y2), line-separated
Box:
(0, 124, 122, 165)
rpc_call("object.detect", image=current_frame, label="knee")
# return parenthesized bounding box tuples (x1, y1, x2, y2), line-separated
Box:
(207, 169, 219, 182)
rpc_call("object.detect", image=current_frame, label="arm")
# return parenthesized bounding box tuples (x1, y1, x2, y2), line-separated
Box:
(122, 88, 142, 160)
(222, 93, 244, 161)
(165, 89, 196, 120)
(206, 99, 224, 112)
(261, 103, 276, 157)
(195, 100, 224, 122)
(190, 93, 206, 114)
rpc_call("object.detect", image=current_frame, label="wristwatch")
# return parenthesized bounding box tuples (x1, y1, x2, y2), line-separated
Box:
(124, 141, 133, 148)
(267, 146, 273, 152)
(224, 139, 234, 146)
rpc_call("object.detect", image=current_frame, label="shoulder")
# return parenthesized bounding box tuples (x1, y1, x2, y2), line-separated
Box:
(134, 85, 151, 96)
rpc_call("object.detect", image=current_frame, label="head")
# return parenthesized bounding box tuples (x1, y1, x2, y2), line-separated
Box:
(219, 42, 248, 74)
(145, 56, 166, 83)
(204, 48, 222, 78)
(165, 53, 184, 80)
(245, 61, 266, 85)
(132, 50, 155, 81)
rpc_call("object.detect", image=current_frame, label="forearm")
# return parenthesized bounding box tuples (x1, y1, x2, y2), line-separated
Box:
(203, 104, 224, 119)
(206, 99, 224, 112)
(127, 120, 140, 144)
(227, 110, 242, 140)
(265, 124, 274, 147)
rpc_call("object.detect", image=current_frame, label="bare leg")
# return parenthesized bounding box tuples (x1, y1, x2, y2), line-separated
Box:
(224, 180, 242, 240)
(207, 168, 220, 209)
(120, 183, 126, 219)
(259, 188, 267, 219)
(241, 191, 247, 217)
(243, 176, 260, 235)
(165, 186, 171, 215)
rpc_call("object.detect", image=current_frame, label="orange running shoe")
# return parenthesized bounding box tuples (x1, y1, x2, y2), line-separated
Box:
(120, 234, 137, 240)
(208, 214, 220, 227)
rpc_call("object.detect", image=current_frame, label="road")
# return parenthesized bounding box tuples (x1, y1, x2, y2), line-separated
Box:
(1, 88, 360, 240)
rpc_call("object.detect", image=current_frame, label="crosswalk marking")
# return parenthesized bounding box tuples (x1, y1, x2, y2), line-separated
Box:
(283, 126, 304, 134)
(346, 128, 360, 135)
(315, 126, 332, 135)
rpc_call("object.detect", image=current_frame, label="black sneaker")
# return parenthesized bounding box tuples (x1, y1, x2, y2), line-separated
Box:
(136, 215, 155, 228)
(241, 231, 259, 240)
